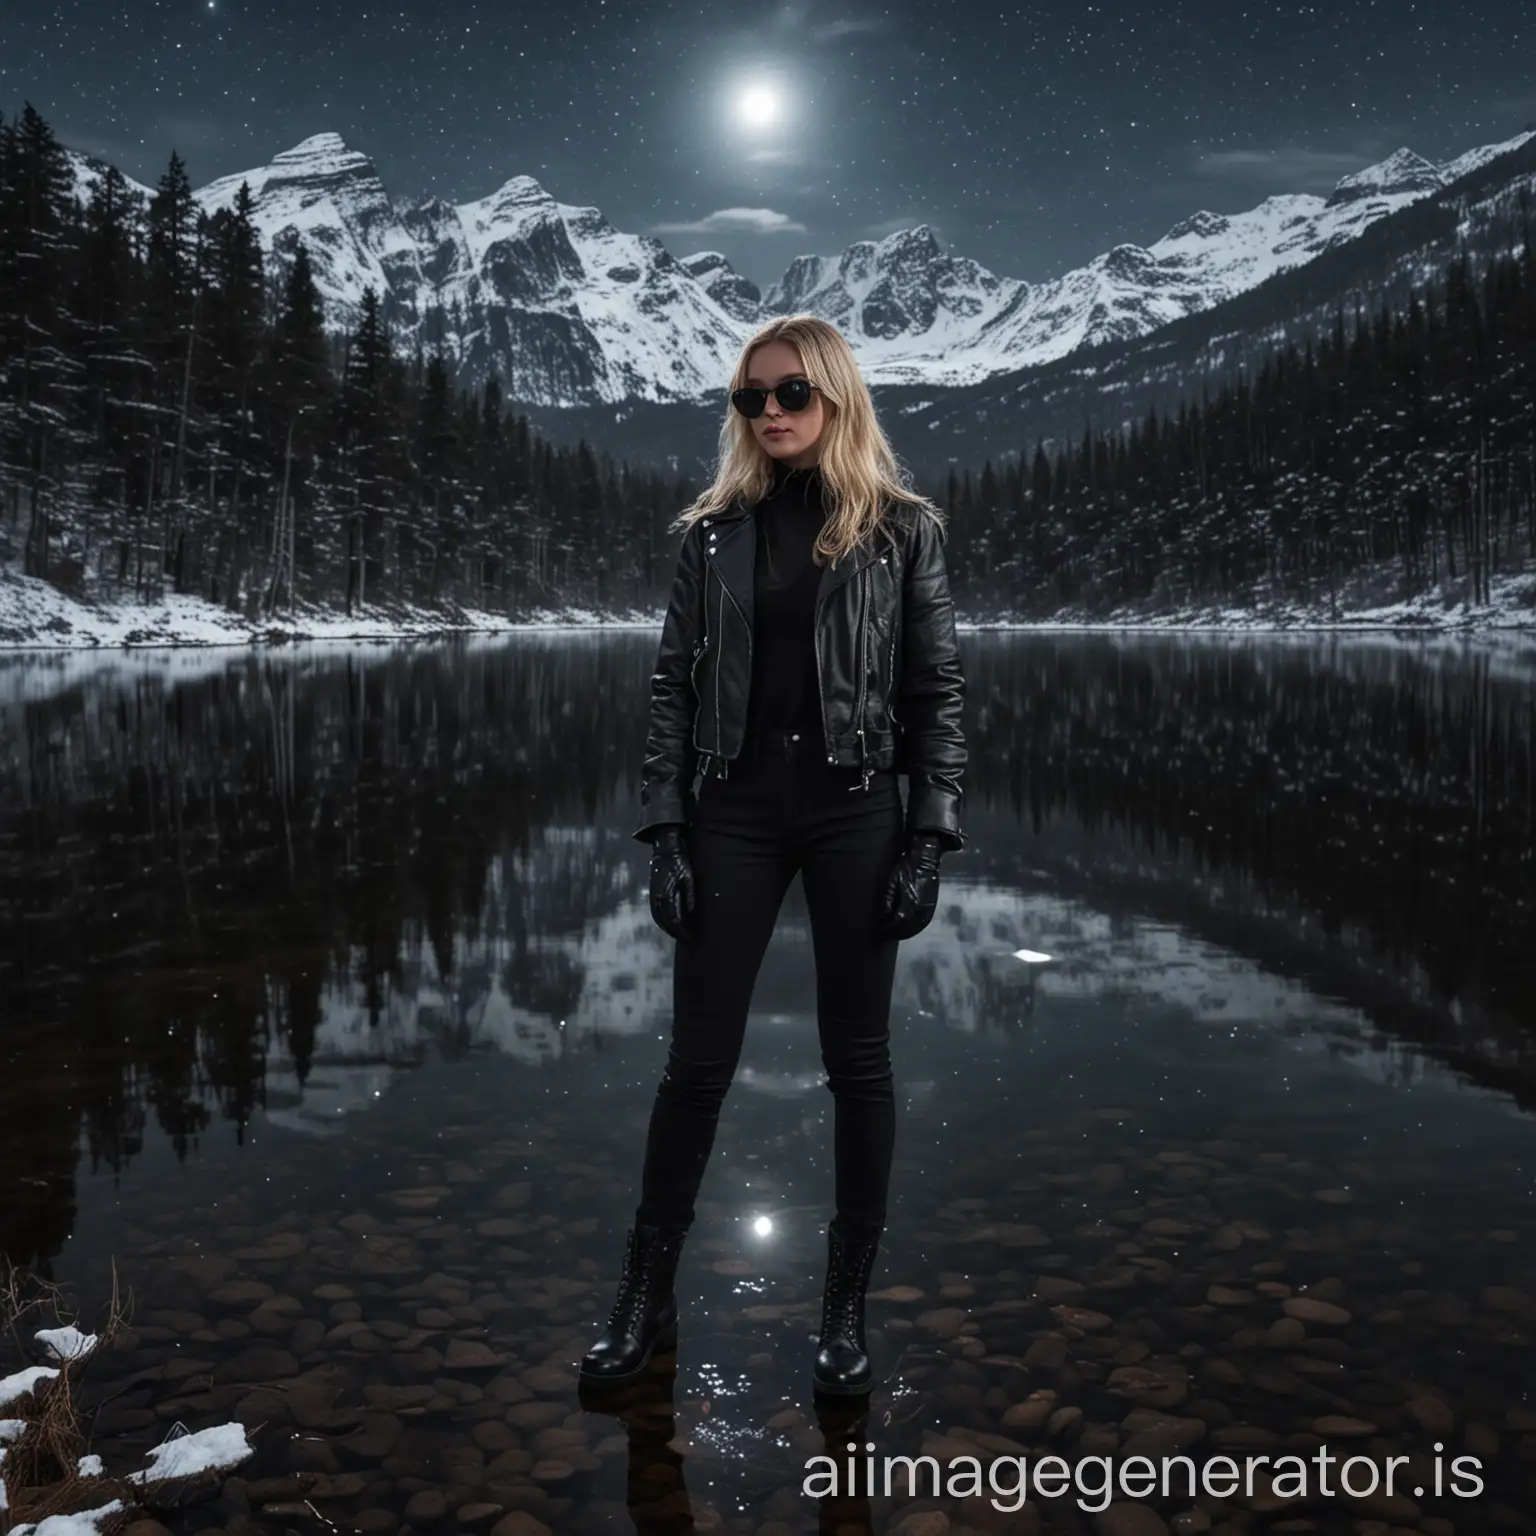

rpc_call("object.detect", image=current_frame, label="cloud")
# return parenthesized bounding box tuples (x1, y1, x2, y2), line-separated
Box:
(812, 15, 892, 40)
(765, 2, 891, 40)
(1190, 144, 1381, 190)
(651, 206, 809, 236)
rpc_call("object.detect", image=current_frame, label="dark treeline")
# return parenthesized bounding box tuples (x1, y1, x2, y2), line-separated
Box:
(0, 104, 691, 617)
(941, 193, 1536, 615)
(3, 635, 1533, 1267)
(3, 101, 1534, 625)
(1, 640, 656, 1268)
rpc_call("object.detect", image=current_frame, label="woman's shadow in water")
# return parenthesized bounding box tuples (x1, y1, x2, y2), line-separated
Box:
(580, 1358, 875, 1533)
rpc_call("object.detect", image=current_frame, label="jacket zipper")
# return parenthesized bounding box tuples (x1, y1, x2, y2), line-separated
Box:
(690, 626, 709, 764)
(714, 576, 728, 777)
(886, 624, 900, 729)
(814, 565, 835, 768)
(852, 566, 871, 791)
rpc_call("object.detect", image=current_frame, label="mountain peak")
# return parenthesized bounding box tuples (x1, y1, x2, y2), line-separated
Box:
(140, 117, 1530, 405)
(1437, 128, 1536, 185)
(484, 174, 550, 204)
(1161, 209, 1232, 243)
(681, 251, 762, 322)
(1102, 243, 1154, 278)
(1326, 147, 1442, 207)
(274, 132, 358, 163)
(877, 224, 943, 260)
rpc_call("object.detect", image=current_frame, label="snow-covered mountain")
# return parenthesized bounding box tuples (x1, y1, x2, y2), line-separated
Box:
(679, 250, 763, 324)
(755, 132, 1533, 387)
(61, 127, 1535, 406)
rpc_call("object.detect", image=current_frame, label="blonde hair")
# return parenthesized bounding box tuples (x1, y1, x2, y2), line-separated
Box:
(673, 314, 943, 564)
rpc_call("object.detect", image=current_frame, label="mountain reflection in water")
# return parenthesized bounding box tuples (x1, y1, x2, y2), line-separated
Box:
(1, 632, 1534, 1531)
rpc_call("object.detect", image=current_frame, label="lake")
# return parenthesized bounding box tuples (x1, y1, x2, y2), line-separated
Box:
(1, 631, 1534, 1535)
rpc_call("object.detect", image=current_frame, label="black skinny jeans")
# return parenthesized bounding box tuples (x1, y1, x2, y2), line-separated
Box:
(636, 731, 904, 1239)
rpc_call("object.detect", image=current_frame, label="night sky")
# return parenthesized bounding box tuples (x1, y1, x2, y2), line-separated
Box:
(4, 0, 1533, 291)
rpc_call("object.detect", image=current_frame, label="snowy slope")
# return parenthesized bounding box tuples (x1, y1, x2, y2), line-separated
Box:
(446, 175, 749, 402)
(679, 251, 763, 324)
(758, 132, 1535, 387)
(60, 127, 1536, 404)
(63, 148, 156, 207)
(195, 132, 428, 323)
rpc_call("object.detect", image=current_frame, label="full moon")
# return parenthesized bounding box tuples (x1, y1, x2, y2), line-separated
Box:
(735, 83, 781, 128)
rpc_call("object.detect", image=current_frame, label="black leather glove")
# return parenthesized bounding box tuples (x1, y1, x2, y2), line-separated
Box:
(649, 823, 696, 942)
(876, 832, 944, 941)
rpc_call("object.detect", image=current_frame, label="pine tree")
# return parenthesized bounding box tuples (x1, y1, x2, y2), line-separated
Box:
(72, 162, 148, 584)
(415, 349, 458, 600)
(2, 105, 81, 577)
(140, 149, 203, 590)
(259, 240, 330, 612)
(331, 286, 402, 612)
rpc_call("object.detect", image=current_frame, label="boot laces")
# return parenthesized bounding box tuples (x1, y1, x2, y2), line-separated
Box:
(608, 1229, 676, 1333)
(609, 1237, 654, 1330)
(822, 1231, 877, 1340)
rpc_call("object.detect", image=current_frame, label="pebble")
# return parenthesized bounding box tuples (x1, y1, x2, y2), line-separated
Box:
(405, 1490, 449, 1522)
(457, 1504, 504, 1528)
(1051, 1305, 1113, 1331)
(1206, 1285, 1254, 1306)
(1095, 1504, 1171, 1536)
(1310, 1414, 1376, 1437)
(889, 1512, 951, 1536)
(1282, 1297, 1351, 1326)
(1404, 1396, 1455, 1436)
(529, 1460, 575, 1482)
(916, 1307, 970, 1338)
(1023, 1334, 1069, 1369)
(1001, 1391, 1059, 1434)
(444, 1339, 505, 1369)
(490, 1515, 552, 1536)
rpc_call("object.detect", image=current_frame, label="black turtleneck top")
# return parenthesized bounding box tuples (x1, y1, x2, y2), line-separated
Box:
(743, 460, 829, 752)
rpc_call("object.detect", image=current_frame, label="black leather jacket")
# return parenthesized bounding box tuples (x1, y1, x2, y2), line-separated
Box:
(635, 493, 967, 849)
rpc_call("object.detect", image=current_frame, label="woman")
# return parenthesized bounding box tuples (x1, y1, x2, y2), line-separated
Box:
(580, 314, 967, 1398)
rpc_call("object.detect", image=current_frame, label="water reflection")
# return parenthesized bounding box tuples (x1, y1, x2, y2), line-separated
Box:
(2, 631, 1535, 1529)
(2, 633, 1533, 1266)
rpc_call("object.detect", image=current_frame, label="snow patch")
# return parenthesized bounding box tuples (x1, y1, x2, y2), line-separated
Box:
(35, 1327, 98, 1363)
(128, 1423, 254, 1484)
(0, 1368, 59, 1410)
(0, 571, 662, 651)
(7, 1498, 124, 1536)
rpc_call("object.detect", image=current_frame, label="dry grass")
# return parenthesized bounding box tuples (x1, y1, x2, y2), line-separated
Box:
(1, 1264, 134, 1536)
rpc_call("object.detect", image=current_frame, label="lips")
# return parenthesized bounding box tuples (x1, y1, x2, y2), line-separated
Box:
(765, 427, 789, 436)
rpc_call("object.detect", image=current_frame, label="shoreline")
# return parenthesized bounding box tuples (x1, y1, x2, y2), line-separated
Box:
(2, 570, 1532, 653)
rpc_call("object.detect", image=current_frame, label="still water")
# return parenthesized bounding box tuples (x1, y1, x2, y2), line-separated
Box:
(1, 632, 1534, 1535)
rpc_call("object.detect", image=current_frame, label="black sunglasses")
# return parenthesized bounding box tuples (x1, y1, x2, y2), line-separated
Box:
(731, 379, 821, 418)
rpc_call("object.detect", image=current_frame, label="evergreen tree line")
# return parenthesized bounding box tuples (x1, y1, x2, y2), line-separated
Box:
(0, 104, 692, 617)
(4, 99, 1534, 624)
(940, 187, 1536, 615)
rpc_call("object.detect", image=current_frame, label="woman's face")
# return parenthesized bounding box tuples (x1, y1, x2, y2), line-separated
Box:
(744, 339, 828, 470)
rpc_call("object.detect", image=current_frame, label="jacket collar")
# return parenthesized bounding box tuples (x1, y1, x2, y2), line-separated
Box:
(704, 492, 884, 618)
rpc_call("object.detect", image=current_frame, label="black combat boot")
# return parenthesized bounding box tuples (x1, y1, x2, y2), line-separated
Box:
(580, 1223, 686, 1386)
(812, 1219, 881, 1397)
